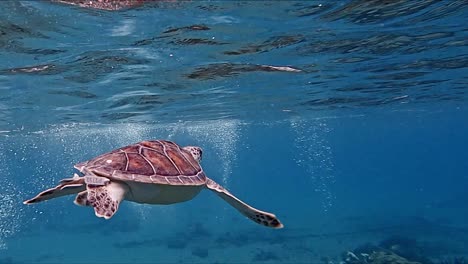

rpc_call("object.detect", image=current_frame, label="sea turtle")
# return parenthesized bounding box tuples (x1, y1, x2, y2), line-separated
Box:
(24, 140, 283, 228)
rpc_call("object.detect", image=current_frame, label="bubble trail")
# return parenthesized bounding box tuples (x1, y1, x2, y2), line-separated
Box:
(291, 117, 336, 212)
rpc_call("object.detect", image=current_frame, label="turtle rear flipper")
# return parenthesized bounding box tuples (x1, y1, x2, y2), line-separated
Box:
(86, 181, 128, 219)
(74, 190, 90, 206)
(23, 176, 86, 204)
(205, 178, 283, 229)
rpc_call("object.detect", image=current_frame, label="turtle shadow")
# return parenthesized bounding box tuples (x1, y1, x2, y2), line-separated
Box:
(112, 221, 211, 250)
(0, 257, 15, 264)
(214, 228, 286, 248)
(252, 249, 280, 262)
(191, 247, 209, 259)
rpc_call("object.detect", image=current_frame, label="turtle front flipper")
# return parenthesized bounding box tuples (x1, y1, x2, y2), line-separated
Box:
(205, 178, 284, 229)
(23, 175, 86, 204)
(86, 181, 129, 220)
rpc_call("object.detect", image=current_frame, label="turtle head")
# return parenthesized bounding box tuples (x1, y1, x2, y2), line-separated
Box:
(183, 146, 203, 162)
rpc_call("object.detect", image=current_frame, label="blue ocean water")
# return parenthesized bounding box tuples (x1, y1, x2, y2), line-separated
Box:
(0, 0, 467, 263)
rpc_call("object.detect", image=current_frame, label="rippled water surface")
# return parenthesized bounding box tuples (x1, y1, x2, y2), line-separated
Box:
(0, 0, 466, 130)
(0, 1, 467, 263)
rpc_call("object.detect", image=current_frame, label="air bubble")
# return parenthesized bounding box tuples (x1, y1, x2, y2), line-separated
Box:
(291, 117, 336, 212)
(185, 120, 241, 186)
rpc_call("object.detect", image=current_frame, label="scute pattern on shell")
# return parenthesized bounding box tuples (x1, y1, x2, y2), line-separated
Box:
(74, 140, 206, 186)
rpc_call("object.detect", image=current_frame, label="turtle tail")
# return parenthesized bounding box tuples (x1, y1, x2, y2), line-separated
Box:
(23, 175, 86, 204)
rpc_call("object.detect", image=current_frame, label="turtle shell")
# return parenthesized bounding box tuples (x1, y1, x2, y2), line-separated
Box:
(74, 140, 206, 186)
